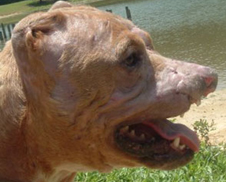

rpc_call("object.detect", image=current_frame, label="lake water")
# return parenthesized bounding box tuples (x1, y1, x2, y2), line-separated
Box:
(1, 0, 226, 90)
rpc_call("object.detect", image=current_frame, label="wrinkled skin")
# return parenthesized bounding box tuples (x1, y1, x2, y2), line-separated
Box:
(0, 1, 217, 182)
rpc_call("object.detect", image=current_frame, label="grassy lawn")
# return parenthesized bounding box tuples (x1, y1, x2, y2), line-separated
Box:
(0, 0, 82, 24)
(75, 143, 226, 182)
(0, 0, 52, 24)
(0, 0, 52, 16)
(0, 0, 131, 24)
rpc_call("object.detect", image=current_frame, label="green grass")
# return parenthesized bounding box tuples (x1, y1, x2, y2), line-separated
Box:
(0, 0, 49, 16)
(0, 0, 131, 24)
(0, 0, 91, 24)
(75, 143, 226, 182)
(0, 0, 100, 17)
(0, 13, 29, 24)
(0, 0, 52, 24)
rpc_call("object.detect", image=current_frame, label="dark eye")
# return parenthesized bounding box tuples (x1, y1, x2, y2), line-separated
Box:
(124, 53, 141, 68)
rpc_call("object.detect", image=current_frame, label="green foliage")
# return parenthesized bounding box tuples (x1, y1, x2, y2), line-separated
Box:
(192, 119, 215, 145)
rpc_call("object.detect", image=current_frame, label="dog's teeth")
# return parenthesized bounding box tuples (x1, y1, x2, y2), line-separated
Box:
(171, 138, 187, 151)
(140, 134, 145, 140)
(196, 99, 201, 106)
(179, 144, 186, 150)
(173, 137, 180, 148)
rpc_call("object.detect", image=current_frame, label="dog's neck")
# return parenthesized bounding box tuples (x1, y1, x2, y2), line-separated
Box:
(0, 41, 31, 181)
(0, 41, 25, 124)
(0, 41, 57, 181)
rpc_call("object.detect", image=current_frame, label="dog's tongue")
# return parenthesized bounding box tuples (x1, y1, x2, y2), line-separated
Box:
(143, 119, 200, 152)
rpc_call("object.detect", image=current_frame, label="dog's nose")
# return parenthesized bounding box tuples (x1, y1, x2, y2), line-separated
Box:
(202, 70, 218, 97)
(173, 63, 218, 104)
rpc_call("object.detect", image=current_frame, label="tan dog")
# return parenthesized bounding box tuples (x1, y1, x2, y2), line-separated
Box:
(0, 1, 218, 182)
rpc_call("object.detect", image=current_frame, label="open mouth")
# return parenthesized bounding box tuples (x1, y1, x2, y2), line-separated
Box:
(115, 119, 200, 168)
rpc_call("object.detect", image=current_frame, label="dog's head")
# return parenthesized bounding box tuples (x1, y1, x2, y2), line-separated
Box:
(12, 1, 217, 172)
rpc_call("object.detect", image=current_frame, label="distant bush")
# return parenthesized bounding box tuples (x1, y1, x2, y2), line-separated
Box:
(193, 119, 215, 145)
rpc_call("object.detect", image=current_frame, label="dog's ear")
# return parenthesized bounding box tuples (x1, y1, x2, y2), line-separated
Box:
(12, 10, 66, 67)
(49, 1, 73, 11)
(24, 12, 66, 53)
(12, 12, 67, 103)
(12, 11, 66, 78)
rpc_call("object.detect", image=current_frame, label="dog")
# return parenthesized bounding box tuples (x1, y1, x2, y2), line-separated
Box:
(0, 1, 218, 182)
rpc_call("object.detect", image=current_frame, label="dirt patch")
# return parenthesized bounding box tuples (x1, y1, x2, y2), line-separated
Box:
(0, 12, 21, 20)
(173, 89, 226, 144)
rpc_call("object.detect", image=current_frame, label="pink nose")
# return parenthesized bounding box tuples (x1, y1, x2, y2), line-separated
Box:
(174, 63, 218, 104)
(203, 74, 218, 97)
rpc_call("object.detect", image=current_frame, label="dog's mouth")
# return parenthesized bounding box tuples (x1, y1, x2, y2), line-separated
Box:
(115, 119, 199, 169)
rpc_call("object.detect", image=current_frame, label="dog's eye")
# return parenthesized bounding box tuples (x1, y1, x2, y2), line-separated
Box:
(124, 53, 141, 68)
